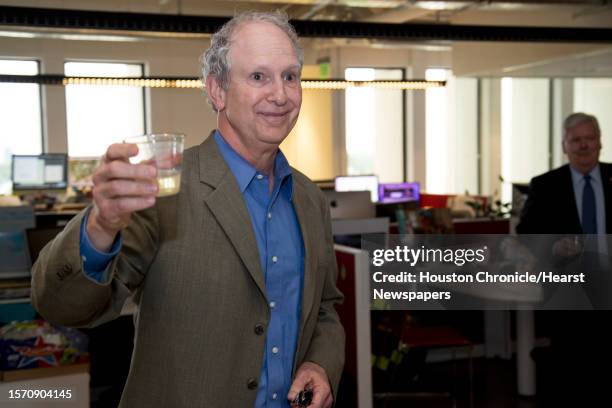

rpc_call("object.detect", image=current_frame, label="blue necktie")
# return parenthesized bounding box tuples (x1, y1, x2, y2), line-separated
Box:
(582, 175, 597, 234)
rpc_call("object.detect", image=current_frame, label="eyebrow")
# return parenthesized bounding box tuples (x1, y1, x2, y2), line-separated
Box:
(249, 64, 300, 72)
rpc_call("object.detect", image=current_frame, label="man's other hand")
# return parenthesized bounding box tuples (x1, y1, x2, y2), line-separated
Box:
(288, 362, 332, 408)
(552, 236, 583, 259)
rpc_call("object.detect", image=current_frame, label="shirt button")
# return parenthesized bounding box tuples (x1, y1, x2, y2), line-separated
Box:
(272, 256, 278, 263)
(272, 393, 278, 400)
(272, 346, 279, 354)
(256, 174, 264, 180)
(267, 212, 272, 219)
(247, 378, 258, 390)
(269, 301, 276, 309)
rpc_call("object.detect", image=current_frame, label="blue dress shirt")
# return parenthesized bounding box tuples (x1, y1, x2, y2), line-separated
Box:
(79, 210, 121, 282)
(80, 130, 304, 407)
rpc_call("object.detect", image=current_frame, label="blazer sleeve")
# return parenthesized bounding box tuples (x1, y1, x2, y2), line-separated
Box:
(302, 193, 346, 399)
(31, 205, 159, 328)
(516, 176, 543, 234)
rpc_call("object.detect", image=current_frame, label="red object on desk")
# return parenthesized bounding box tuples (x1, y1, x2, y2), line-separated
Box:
(420, 193, 489, 209)
(400, 326, 472, 348)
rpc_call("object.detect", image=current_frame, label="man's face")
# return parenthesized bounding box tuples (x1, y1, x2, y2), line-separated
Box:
(220, 21, 301, 150)
(563, 121, 601, 173)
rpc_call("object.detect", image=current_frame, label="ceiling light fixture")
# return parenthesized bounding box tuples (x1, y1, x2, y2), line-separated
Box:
(0, 74, 445, 90)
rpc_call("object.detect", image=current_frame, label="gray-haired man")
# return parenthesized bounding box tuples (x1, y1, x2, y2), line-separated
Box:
(517, 112, 611, 234)
(516, 112, 612, 404)
(32, 11, 344, 408)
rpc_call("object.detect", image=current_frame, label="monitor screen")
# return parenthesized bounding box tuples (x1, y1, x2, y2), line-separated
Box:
(334, 175, 379, 202)
(378, 182, 420, 204)
(0, 231, 32, 279)
(12, 154, 68, 191)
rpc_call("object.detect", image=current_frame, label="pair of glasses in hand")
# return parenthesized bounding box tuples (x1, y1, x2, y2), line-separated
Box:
(293, 387, 313, 407)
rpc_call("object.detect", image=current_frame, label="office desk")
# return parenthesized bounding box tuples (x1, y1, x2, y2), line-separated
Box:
(389, 217, 510, 234)
(452, 218, 510, 234)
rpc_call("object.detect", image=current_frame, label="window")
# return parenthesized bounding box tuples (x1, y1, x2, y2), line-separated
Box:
(345, 68, 404, 182)
(425, 69, 478, 194)
(65, 62, 146, 158)
(0, 59, 43, 195)
(500, 78, 550, 202)
(574, 78, 612, 162)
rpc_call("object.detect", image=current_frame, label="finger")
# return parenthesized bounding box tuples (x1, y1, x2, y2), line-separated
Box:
(94, 161, 156, 184)
(95, 179, 158, 199)
(287, 375, 310, 403)
(104, 143, 139, 162)
(310, 386, 328, 408)
(323, 394, 333, 408)
(99, 196, 156, 217)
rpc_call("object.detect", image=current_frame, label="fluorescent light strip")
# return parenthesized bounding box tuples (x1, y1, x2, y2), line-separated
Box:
(0, 75, 445, 90)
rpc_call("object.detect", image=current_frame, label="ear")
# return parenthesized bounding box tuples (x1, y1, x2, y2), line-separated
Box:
(205, 75, 226, 112)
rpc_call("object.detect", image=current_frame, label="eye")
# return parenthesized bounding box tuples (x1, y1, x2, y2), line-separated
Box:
(251, 72, 263, 81)
(284, 72, 299, 82)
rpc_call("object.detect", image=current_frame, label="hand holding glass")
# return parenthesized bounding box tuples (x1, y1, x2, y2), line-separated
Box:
(124, 134, 185, 197)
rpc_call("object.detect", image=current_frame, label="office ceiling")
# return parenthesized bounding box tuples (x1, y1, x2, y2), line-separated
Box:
(0, 0, 611, 27)
(0, 0, 611, 77)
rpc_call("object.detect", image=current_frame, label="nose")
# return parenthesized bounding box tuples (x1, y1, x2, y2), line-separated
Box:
(267, 79, 287, 105)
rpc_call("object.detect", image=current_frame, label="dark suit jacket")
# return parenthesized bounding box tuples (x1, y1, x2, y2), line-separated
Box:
(31, 134, 345, 408)
(516, 163, 612, 234)
(515, 163, 612, 402)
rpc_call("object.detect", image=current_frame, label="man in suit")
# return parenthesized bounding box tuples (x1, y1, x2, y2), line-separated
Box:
(517, 112, 612, 235)
(516, 112, 611, 403)
(32, 11, 344, 408)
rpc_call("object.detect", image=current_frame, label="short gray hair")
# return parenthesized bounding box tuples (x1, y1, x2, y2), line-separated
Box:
(563, 112, 601, 139)
(201, 11, 303, 109)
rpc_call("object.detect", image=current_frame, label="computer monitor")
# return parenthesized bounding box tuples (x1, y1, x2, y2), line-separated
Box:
(323, 190, 375, 220)
(334, 175, 379, 202)
(12, 154, 68, 191)
(0, 231, 32, 279)
(378, 182, 420, 204)
(0, 206, 35, 280)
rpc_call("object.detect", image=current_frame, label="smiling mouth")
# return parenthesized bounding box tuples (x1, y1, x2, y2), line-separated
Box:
(258, 112, 290, 125)
(260, 112, 288, 117)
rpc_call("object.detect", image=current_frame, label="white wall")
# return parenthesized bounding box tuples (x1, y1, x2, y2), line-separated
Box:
(452, 42, 610, 77)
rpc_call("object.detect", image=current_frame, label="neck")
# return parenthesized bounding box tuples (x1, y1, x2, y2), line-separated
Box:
(218, 120, 277, 178)
(571, 163, 598, 176)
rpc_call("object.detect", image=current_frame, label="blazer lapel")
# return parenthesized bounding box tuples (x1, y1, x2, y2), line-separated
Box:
(291, 176, 318, 334)
(198, 134, 267, 299)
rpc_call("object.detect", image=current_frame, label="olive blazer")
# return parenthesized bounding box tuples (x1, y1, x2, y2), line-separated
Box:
(32, 134, 345, 407)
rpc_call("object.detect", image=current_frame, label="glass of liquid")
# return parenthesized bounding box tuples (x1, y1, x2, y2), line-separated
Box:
(124, 133, 185, 197)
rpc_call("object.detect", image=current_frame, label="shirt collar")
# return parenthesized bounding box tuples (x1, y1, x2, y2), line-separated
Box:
(213, 130, 293, 196)
(570, 163, 601, 185)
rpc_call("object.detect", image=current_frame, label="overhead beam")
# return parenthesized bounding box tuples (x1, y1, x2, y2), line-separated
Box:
(0, 6, 611, 42)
